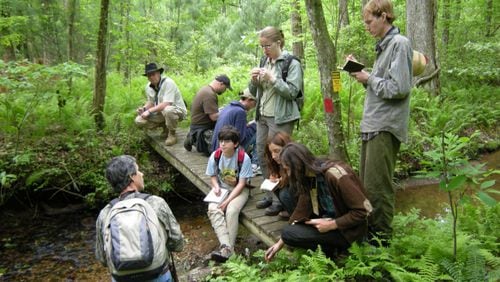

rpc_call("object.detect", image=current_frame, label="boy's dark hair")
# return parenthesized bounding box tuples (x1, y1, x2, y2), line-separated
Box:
(218, 125, 240, 144)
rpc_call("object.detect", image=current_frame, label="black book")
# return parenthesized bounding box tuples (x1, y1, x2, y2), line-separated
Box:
(342, 60, 365, 73)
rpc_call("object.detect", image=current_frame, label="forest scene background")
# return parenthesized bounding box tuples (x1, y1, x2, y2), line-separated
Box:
(0, 0, 499, 281)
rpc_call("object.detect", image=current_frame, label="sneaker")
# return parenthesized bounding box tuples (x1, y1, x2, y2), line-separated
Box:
(210, 244, 233, 263)
(265, 204, 283, 216)
(256, 198, 272, 209)
(183, 135, 192, 151)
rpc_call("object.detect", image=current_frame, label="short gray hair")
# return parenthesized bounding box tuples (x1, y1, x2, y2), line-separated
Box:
(105, 155, 137, 193)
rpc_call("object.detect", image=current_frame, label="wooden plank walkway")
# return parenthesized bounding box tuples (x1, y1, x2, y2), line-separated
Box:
(146, 128, 286, 246)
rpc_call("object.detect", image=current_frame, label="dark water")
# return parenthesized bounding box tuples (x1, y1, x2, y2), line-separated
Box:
(0, 151, 498, 281)
(395, 150, 500, 218)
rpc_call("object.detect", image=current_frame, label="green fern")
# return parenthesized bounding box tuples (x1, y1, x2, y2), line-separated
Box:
(441, 258, 464, 281)
(464, 247, 487, 281)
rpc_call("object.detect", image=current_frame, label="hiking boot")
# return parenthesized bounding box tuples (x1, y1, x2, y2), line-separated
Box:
(279, 210, 290, 220)
(265, 204, 283, 216)
(160, 127, 169, 138)
(183, 134, 192, 151)
(256, 198, 272, 209)
(210, 244, 233, 263)
(165, 131, 177, 146)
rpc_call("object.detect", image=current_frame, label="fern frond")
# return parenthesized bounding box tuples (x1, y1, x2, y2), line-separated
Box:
(441, 258, 464, 281)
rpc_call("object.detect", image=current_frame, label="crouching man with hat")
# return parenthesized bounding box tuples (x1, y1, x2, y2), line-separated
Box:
(135, 63, 187, 146)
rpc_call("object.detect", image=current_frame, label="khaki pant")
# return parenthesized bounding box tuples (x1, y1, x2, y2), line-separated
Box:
(135, 106, 185, 131)
(360, 132, 400, 237)
(207, 188, 249, 249)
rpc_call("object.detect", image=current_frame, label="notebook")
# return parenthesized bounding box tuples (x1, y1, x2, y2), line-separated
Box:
(203, 188, 229, 203)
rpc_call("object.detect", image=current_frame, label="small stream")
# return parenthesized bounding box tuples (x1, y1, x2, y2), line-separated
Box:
(0, 151, 498, 281)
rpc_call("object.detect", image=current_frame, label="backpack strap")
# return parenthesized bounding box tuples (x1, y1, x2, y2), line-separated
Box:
(281, 54, 298, 82)
(214, 147, 246, 183)
(236, 147, 245, 172)
(281, 54, 303, 130)
(109, 192, 151, 207)
(259, 56, 267, 68)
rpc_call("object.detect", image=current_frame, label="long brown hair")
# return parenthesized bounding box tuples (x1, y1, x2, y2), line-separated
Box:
(279, 143, 336, 194)
(264, 131, 292, 178)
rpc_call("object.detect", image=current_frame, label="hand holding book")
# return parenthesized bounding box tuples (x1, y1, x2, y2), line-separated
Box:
(203, 187, 229, 203)
(342, 59, 365, 73)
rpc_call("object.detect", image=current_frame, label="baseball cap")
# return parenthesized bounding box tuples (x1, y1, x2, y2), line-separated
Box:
(240, 88, 256, 100)
(215, 74, 232, 90)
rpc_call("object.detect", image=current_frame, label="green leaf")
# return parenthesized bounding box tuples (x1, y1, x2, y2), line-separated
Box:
(479, 180, 495, 189)
(447, 175, 467, 190)
(476, 192, 497, 207)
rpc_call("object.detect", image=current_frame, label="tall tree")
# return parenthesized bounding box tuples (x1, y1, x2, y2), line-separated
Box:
(291, 0, 304, 61)
(485, 0, 495, 37)
(407, 0, 440, 94)
(338, 0, 349, 27)
(67, 0, 77, 62)
(441, 0, 451, 54)
(92, 0, 110, 130)
(304, 0, 348, 161)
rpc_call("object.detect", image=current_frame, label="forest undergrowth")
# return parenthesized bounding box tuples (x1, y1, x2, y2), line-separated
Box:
(0, 60, 498, 281)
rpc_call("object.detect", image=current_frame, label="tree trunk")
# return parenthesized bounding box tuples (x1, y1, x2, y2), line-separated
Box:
(67, 0, 77, 62)
(304, 0, 348, 162)
(406, 0, 440, 95)
(93, 0, 110, 130)
(485, 0, 493, 37)
(441, 0, 450, 54)
(338, 0, 349, 27)
(124, 0, 131, 82)
(291, 0, 304, 62)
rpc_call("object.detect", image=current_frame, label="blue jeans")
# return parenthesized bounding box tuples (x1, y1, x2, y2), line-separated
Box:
(242, 132, 258, 165)
(277, 187, 296, 215)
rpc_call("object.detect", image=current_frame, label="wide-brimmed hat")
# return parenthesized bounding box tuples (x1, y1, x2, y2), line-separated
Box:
(143, 63, 164, 76)
(215, 74, 232, 90)
(240, 88, 256, 100)
(412, 51, 428, 76)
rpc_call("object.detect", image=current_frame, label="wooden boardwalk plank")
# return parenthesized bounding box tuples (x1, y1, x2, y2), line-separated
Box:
(146, 129, 286, 247)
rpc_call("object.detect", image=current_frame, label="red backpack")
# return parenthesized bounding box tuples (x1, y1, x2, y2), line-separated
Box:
(214, 147, 245, 183)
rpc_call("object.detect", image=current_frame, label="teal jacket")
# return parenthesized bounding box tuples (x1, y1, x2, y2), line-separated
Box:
(249, 51, 303, 125)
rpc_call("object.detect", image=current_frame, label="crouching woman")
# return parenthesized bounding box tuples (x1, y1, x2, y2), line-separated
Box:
(265, 143, 373, 261)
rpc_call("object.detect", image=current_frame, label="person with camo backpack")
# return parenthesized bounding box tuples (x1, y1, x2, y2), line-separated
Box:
(95, 155, 184, 282)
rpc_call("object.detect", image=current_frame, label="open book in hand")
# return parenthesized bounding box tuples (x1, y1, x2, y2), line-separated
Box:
(260, 179, 279, 192)
(203, 188, 229, 204)
(342, 60, 365, 73)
